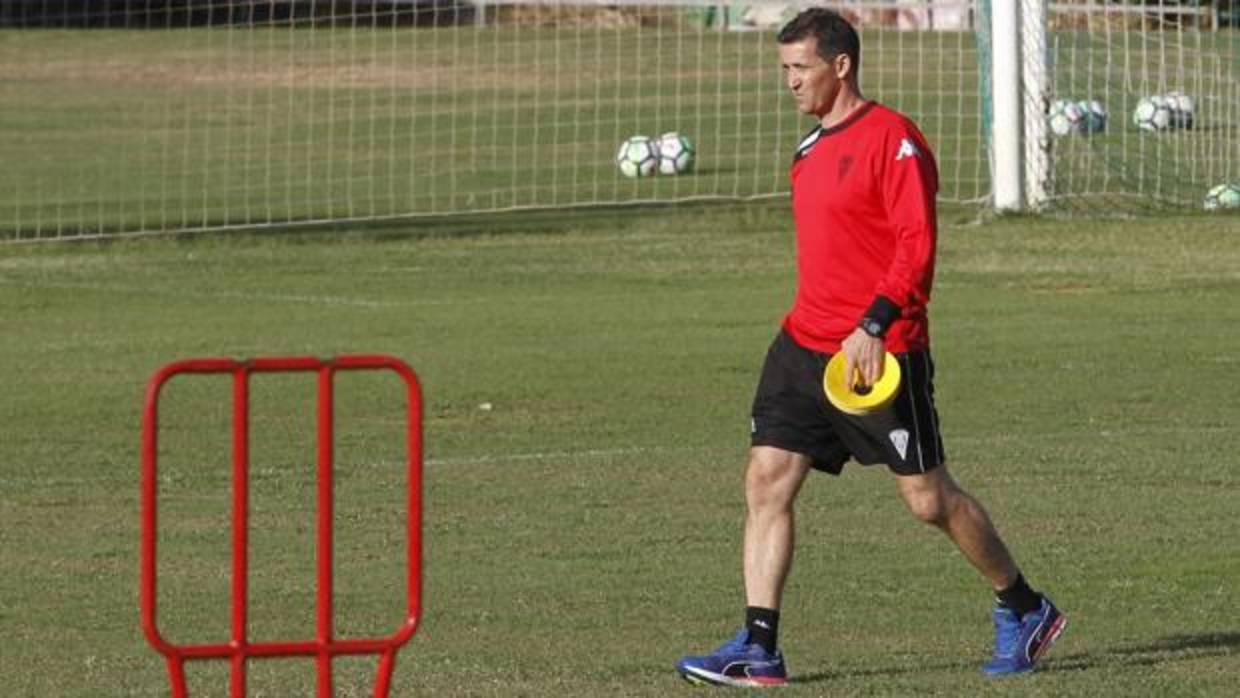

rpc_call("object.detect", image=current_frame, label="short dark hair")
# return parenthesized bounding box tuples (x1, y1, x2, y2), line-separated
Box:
(777, 8, 861, 78)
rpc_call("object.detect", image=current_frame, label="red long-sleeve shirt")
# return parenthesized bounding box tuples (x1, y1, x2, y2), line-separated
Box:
(782, 102, 938, 354)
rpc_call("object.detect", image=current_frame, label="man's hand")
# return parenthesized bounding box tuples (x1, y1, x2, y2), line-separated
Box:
(840, 327, 885, 390)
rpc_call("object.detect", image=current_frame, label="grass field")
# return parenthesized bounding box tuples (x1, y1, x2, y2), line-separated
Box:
(2, 203, 1238, 696)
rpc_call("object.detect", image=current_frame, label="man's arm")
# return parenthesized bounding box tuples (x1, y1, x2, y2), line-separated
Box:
(845, 126, 938, 386)
(871, 126, 937, 328)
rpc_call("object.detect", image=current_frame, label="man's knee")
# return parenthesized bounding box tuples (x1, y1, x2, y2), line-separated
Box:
(903, 487, 951, 526)
(897, 470, 961, 527)
(745, 447, 810, 513)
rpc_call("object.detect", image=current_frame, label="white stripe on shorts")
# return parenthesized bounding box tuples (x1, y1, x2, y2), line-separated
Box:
(903, 353, 926, 473)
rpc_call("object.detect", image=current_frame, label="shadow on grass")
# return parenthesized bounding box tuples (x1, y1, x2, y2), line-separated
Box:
(1042, 632, 1240, 674)
(792, 632, 1240, 684)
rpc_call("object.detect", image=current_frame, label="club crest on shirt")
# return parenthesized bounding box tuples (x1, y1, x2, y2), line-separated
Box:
(895, 137, 919, 161)
(837, 155, 854, 181)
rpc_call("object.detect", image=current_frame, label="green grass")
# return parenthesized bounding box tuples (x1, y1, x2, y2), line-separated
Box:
(2, 204, 1239, 696)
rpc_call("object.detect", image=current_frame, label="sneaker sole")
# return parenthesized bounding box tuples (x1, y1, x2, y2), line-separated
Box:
(679, 665, 788, 688)
(1032, 613, 1067, 662)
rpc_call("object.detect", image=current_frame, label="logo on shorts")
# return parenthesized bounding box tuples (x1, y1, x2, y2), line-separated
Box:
(889, 429, 910, 460)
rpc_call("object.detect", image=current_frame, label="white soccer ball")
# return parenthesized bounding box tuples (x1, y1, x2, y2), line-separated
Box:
(1048, 99, 1086, 136)
(616, 136, 659, 178)
(1132, 96, 1172, 132)
(1203, 183, 1240, 211)
(1077, 99, 1107, 134)
(1164, 91, 1195, 130)
(656, 132, 696, 175)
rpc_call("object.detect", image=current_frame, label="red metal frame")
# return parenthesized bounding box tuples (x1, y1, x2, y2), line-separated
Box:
(140, 356, 423, 698)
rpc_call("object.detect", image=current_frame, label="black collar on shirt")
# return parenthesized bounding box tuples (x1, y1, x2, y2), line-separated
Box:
(822, 100, 876, 136)
(794, 101, 877, 161)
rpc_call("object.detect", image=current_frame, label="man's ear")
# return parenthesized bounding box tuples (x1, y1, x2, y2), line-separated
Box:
(835, 54, 854, 81)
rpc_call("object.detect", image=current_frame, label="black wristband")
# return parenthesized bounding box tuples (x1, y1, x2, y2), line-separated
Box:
(859, 295, 900, 338)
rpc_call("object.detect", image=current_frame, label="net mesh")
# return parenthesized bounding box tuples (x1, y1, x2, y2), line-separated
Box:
(3, 1, 1234, 240)
(1033, 0, 1239, 212)
(0, 1, 990, 240)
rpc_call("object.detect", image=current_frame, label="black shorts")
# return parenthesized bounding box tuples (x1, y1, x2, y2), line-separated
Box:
(750, 329, 946, 476)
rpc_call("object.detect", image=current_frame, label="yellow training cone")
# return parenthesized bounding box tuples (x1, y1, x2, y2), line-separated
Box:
(823, 352, 902, 416)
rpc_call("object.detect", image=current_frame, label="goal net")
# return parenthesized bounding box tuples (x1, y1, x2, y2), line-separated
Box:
(0, 1, 1234, 240)
(0, 1, 988, 240)
(1010, 0, 1240, 213)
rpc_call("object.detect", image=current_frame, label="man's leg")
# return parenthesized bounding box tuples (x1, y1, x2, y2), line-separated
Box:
(678, 328, 843, 686)
(892, 465, 1018, 590)
(894, 465, 1066, 675)
(675, 446, 811, 686)
(744, 446, 814, 610)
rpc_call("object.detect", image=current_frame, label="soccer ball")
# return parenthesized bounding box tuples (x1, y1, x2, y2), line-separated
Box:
(1048, 99, 1086, 136)
(656, 132, 696, 175)
(1164, 91, 1195, 130)
(1132, 96, 1172, 132)
(616, 136, 659, 178)
(1077, 99, 1107, 134)
(1203, 183, 1240, 211)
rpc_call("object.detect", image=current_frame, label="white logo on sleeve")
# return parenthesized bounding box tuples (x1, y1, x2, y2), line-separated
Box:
(895, 137, 919, 161)
(889, 429, 910, 460)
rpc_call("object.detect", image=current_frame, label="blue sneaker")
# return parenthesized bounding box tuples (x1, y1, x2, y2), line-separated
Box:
(982, 596, 1067, 676)
(676, 629, 788, 687)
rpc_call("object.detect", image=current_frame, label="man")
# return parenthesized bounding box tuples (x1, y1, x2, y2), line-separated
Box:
(675, 8, 1066, 687)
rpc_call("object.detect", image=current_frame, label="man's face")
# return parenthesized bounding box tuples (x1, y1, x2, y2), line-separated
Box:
(778, 38, 844, 118)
